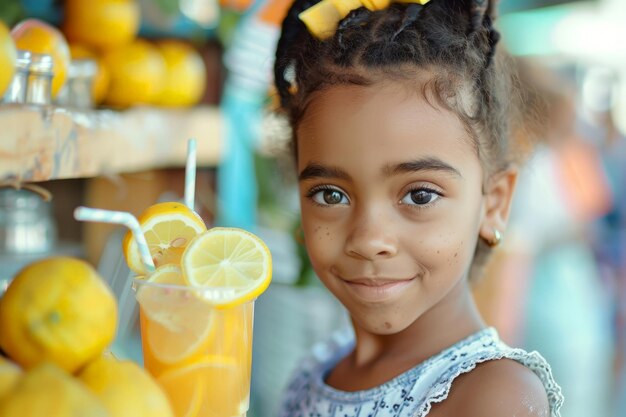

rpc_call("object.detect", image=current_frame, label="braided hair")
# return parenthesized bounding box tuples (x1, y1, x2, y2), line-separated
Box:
(275, 0, 519, 169)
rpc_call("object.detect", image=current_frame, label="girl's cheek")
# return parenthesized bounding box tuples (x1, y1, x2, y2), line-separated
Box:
(305, 225, 337, 259)
(410, 231, 471, 273)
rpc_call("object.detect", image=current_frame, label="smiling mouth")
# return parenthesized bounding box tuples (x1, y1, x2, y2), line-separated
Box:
(341, 277, 415, 302)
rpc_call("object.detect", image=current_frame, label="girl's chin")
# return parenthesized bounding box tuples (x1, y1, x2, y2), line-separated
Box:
(350, 313, 417, 335)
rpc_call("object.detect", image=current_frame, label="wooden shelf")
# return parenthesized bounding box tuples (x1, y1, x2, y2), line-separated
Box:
(0, 104, 223, 184)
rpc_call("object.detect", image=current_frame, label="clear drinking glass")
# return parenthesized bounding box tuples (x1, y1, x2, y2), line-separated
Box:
(134, 278, 254, 417)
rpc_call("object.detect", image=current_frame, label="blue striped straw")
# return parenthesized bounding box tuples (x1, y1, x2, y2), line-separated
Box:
(185, 138, 197, 210)
(73, 206, 155, 273)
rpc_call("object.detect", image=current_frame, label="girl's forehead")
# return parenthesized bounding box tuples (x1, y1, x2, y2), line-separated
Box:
(296, 83, 479, 169)
(299, 81, 466, 132)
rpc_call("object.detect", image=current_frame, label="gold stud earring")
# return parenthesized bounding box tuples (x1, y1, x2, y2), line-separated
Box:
(486, 228, 502, 248)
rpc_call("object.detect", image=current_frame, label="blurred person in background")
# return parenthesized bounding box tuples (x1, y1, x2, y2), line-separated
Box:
(475, 58, 615, 417)
(576, 67, 626, 417)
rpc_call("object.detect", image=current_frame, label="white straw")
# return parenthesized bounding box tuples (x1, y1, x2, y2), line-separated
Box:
(185, 138, 197, 210)
(74, 206, 155, 273)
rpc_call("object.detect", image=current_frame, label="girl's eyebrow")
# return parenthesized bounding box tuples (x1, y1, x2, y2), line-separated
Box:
(383, 158, 462, 178)
(298, 163, 351, 182)
(298, 158, 461, 182)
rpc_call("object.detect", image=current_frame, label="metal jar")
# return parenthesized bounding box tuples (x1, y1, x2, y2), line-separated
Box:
(0, 188, 57, 254)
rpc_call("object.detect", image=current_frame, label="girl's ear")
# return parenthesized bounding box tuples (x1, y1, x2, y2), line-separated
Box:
(479, 167, 518, 244)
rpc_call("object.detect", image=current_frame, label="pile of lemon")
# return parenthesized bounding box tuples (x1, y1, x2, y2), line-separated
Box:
(3, 0, 206, 108)
(0, 257, 174, 417)
(63, 0, 206, 108)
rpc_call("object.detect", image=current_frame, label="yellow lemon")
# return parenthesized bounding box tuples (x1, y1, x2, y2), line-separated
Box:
(67, 43, 92, 58)
(10, 18, 70, 97)
(181, 227, 272, 308)
(68, 43, 110, 104)
(155, 40, 206, 107)
(0, 257, 118, 373)
(101, 39, 166, 107)
(0, 357, 21, 400)
(78, 354, 173, 417)
(0, 22, 17, 98)
(0, 362, 108, 417)
(123, 202, 206, 275)
(64, 0, 140, 50)
(135, 265, 214, 372)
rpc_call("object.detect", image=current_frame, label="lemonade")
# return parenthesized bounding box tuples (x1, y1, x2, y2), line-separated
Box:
(137, 289, 253, 417)
(133, 228, 272, 417)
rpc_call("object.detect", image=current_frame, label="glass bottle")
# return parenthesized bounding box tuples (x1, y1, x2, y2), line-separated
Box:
(26, 53, 54, 105)
(2, 50, 31, 104)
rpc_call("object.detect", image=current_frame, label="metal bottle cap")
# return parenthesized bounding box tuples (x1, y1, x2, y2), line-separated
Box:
(28, 53, 54, 75)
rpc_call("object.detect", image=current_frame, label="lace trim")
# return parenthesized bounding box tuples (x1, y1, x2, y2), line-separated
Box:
(309, 328, 496, 402)
(413, 346, 564, 417)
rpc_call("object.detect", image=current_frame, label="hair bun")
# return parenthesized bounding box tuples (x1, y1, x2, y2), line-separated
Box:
(275, 0, 322, 108)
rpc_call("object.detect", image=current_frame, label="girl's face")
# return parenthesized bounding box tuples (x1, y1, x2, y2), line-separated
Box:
(296, 82, 492, 335)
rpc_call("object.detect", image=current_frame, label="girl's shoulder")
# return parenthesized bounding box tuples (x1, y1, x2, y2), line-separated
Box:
(428, 357, 552, 417)
(278, 327, 564, 417)
(407, 328, 564, 417)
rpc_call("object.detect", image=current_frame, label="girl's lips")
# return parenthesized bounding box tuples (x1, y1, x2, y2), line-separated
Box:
(341, 277, 414, 302)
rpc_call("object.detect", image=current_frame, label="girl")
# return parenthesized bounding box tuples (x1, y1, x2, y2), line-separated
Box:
(273, 0, 564, 415)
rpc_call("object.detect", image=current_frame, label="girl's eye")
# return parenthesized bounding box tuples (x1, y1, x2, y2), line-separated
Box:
(400, 188, 441, 206)
(309, 187, 349, 206)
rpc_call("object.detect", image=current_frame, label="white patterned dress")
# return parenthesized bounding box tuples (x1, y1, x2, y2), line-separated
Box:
(278, 327, 563, 417)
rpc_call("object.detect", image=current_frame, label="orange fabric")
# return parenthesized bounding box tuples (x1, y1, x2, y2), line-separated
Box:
(555, 139, 613, 222)
(258, 0, 296, 26)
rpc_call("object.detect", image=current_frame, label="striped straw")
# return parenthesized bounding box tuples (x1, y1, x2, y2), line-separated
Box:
(74, 206, 155, 273)
(184, 138, 197, 210)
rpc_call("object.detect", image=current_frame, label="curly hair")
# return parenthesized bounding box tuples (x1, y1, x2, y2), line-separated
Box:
(274, 0, 524, 278)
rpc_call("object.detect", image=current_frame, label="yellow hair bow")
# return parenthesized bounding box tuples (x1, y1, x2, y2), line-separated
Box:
(299, 0, 430, 40)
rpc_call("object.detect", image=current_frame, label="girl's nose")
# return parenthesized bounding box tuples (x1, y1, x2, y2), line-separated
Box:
(344, 210, 399, 260)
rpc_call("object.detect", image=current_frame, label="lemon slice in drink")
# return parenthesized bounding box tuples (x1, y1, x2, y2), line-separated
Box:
(181, 227, 272, 308)
(123, 202, 206, 275)
(159, 371, 203, 417)
(157, 357, 243, 417)
(135, 265, 214, 367)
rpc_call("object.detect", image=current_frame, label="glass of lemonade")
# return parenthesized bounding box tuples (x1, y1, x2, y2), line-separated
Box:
(134, 274, 255, 417)
(130, 226, 271, 417)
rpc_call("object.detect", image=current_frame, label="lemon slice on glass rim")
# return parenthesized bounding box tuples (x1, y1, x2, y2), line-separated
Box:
(181, 227, 272, 308)
(123, 202, 206, 275)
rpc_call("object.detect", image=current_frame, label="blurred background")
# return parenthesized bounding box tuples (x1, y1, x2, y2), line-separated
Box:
(0, 0, 625, 416)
